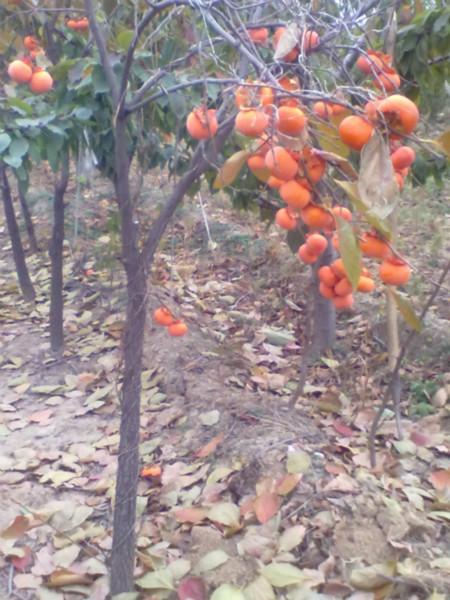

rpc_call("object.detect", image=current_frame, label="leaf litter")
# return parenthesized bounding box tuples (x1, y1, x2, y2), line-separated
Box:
(0, 176, 449, 599)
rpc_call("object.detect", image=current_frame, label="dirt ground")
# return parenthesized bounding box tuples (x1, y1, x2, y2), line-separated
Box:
(0, 172, 449, 599)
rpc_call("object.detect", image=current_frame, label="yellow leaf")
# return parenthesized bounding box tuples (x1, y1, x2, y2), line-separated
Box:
(436, 130, 450, 159)
(312, 117, 350, 158)
(391, 290, 422, 332)
(213, 150, 250, 189)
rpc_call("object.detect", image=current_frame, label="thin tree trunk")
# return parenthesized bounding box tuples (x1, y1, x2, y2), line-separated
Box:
(312, 240, 336, 354)
(0, 164, 36, 301)
(49, 153, 70, 353)
(110, 117, 144, 596)
(289, 240, 336, 408)
(17, 184, 39, 253)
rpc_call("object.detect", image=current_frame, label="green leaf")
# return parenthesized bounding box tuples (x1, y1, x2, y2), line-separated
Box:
(6, 97, 33, 116)
(92, 65, 110, 94)
(261, 563, 308, 588)
(3, 155, 23, 169)
(136, 568, 174, 591)
(0, 133, 12, 154)
(286, 229, 303, 254)
(116, 29, 134, 51)
(211, 584, 246, 600)
(336, 216, 361, 288)
(111, 594, 140, 600)
(391, 290, 423, 332)
(213, 150, 250, 190)
(9, 138, 29, 159)
(73, 107, 93, 121)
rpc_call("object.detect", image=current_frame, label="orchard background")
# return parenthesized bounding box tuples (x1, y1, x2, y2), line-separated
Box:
(0, 0, 449, 599)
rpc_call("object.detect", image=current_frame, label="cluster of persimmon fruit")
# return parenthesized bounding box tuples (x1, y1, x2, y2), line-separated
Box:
(66, 17, 89, 31)
(185, 32, 419, 311)
(153, 306, 188, 337)
(7, 35, 53, 94)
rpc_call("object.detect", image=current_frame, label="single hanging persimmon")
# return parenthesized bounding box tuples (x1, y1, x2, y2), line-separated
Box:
(331, 206, 352, 221)
(359, 232, 391, 259)
(235, 109, 269, 137)
(391, 146, 416, 170)
(298, 148, 326, 183)
(300, 204, 333, 230)
(153, 306, 174, 326)
(29, 70, 53, 94)
(24, 35, 39, 51)
(333, 294, 354, 310)
(168, 320, 188, 337)
(247, 28, 269, 44)
(279, 179, 311, 209)
(306, 233, 327, 255)
(265, 146, 299, 180)
(298, 244, 318, 264)
(276, 106, 307, 135)
(357, 276, 375, 293)
(379, 258, 411, 286)
(338, 115, 374, 150)
(377, 94, 419, 135)
(356, 51, 384, 74)
(300, 30, 320, 52)
(8, 60, 32, 84)
(334, 278, 353, 297)
(373, 68, 401, 92)
(318, 265, 338, 287)
(186, 107, 218, 140)
(275, 208, 297, 230)
(247, 154, 267, 175)
(319, 282, 336, 299)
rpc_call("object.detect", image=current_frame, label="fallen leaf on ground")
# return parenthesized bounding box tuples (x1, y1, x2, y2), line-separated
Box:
(254, 492, 280, 524)
(177, 576, 207, 600)
(195, 433, 225, 458)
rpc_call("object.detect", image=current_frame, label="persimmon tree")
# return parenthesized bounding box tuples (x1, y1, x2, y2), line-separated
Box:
(1, 0, 449, 596)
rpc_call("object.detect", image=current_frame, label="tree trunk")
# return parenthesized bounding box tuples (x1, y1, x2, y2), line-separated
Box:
(49, 153, 70, 353)
(17, 183, 39, 253)
(0, 164, 36, 302)
(312, 240, 336, 354)
(110, 117, 144, 596)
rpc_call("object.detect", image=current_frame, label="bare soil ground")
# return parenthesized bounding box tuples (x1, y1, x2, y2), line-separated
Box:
(0, 171, 449, 599)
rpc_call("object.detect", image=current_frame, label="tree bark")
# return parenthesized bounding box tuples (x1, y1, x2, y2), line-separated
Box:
(110, 116, 144, 596)
(17, 183, 39, 253)
(312, 240, 336, 355)
(49, 153, 70, 353)
(0, 164, 36, 302)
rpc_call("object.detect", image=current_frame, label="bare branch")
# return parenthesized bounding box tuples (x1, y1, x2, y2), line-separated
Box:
(126, 77, 238, 115)
(84, 0, 119, 105)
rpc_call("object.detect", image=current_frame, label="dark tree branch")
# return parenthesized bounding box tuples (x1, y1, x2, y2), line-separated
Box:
(84, 0, 119, 105)
(126, 77, 238, 114)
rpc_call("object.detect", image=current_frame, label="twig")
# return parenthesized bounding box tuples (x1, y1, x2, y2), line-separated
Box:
(369, 258, 450, 467)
